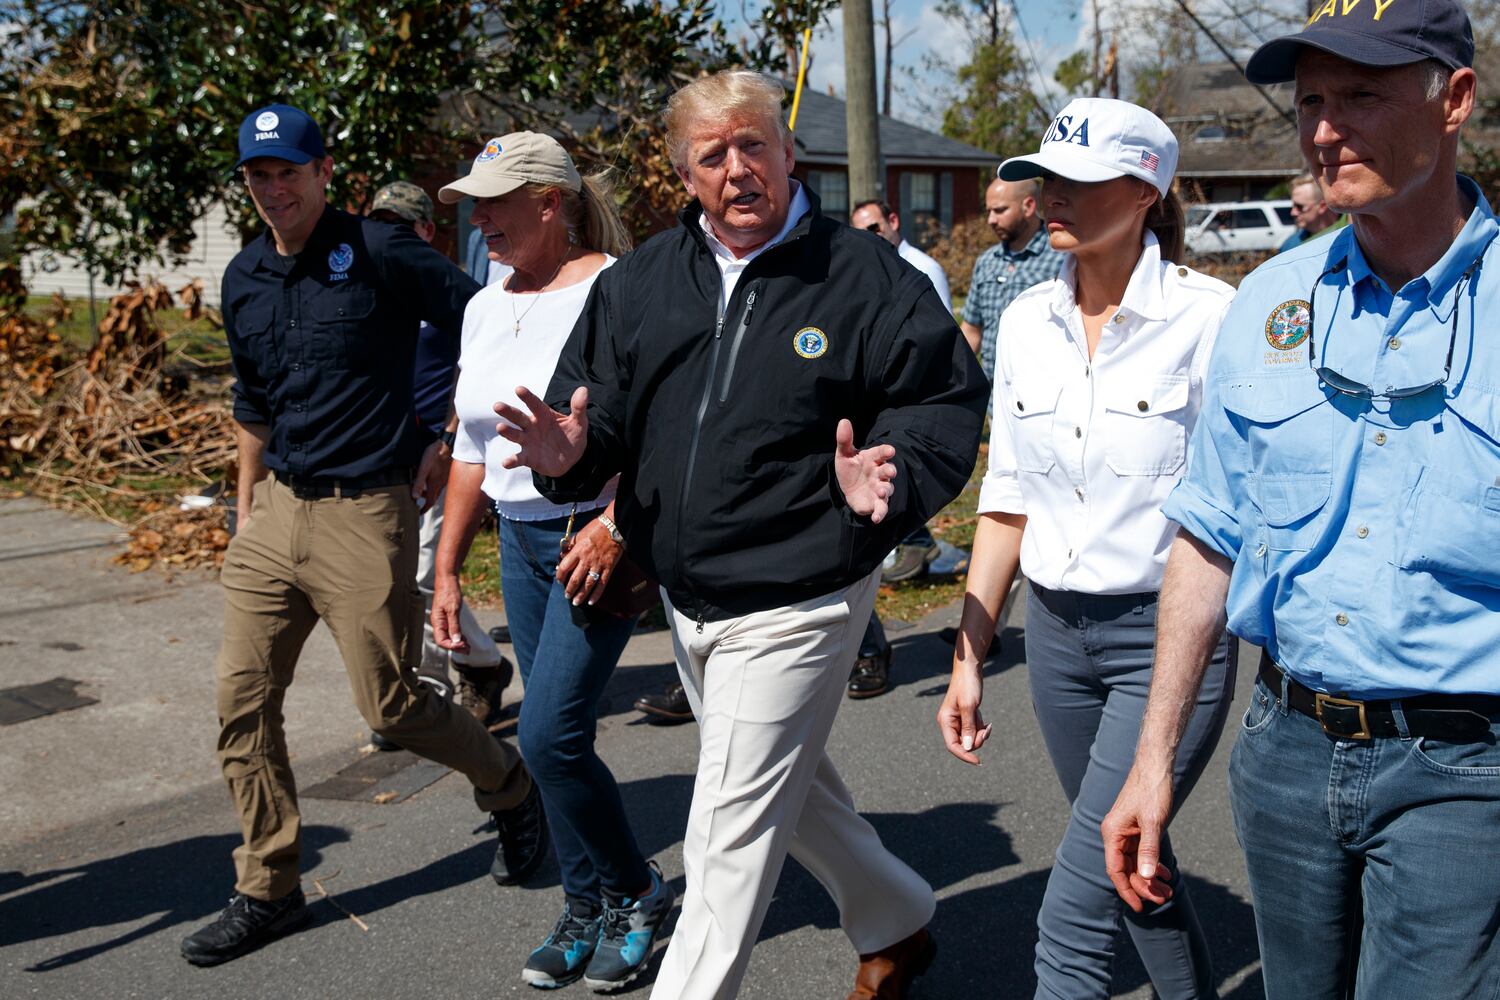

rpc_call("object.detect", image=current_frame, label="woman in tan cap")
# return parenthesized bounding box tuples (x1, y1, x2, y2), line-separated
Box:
(431, 132, 672, 992)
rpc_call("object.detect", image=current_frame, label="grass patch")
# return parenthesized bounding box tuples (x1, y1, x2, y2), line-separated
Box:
(24, 295, 230, 364)
(461, 520, 504, 610)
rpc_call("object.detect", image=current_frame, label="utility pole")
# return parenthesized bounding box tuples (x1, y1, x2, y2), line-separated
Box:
(843, 0, 884, 201)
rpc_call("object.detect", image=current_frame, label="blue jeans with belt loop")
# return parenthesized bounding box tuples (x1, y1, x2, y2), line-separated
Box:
(498, 511, 651, 902)
(1229, 674, 1500, 999)
(1025, 583, 1235, 1000)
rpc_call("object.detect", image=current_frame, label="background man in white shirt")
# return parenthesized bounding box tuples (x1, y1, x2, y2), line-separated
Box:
(850, 199, 953, 312)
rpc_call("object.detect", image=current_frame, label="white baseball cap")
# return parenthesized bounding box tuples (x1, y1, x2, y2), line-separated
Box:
(998, 98, 1177, 197)
(437, 131, 580, 203)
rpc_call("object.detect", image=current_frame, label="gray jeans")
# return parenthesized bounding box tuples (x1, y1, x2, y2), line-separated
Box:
(1024, 583, 1235, 1000)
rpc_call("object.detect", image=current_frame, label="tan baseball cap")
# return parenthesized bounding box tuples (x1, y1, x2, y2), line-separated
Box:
(437, 132, 580, 204)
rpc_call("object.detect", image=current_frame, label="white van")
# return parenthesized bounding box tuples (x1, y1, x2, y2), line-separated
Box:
(1184, 201, 1296, 255)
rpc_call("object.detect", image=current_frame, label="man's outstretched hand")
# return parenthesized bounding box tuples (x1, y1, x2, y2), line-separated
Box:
(834, 419, 898, 524)
(495, 385, 589, 477)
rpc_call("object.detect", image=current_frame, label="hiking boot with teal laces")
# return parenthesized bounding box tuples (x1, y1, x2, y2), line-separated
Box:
(582, 862, 674, 992)
(522, 898, 601, 989)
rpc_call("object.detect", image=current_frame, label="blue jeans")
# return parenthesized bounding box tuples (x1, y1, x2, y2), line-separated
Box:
(1229, 675, 1500, 999)
(1025, 584, 1234, 1000)
(499, 512, 650, 902)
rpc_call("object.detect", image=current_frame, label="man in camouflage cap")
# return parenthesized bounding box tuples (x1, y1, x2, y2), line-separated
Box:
(366, 181, 514, 751)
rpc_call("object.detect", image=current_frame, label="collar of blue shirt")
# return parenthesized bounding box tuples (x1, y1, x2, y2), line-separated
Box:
(1340, 176, 1498, 309)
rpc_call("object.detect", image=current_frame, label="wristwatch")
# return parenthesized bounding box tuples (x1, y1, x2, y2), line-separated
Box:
(598, 514, 625, 547)
(438, 428, 457, 450)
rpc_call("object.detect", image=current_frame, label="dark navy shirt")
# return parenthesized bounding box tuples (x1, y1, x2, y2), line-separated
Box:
(222, 205, 479, 479)
(412, 320, 459, 432)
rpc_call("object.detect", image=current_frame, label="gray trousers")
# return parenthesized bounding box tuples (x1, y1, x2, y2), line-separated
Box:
(1024, 583, 1235, 1000)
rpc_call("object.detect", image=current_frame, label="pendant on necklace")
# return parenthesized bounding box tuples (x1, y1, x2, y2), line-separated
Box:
(513, 322, 521, 335)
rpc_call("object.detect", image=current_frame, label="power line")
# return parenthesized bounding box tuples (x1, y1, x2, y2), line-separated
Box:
(1006, 0, 1060, 117)
(1171, 0, 1295, 128)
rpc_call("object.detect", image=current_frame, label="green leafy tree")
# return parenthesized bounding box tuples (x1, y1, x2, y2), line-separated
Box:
(930, 1, 1046, 157)
(1, 0, 773, 286)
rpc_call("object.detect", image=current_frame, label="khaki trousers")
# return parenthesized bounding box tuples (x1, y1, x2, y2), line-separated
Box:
(215, 474, 530, 900)
(650, 571, 936, 1000)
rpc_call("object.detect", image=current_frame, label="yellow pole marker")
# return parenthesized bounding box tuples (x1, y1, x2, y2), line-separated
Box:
(788, 27, 813, 132)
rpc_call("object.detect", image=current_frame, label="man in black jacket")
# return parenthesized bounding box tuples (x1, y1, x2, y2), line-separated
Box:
(496, 71, 986, 998)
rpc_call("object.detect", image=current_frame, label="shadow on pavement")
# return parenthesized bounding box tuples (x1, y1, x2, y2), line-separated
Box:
(923, 868, 1260, 998)
(2, 826, 349, 972)
(906, 626, 1027, 700)
(758, 802, 1022, 943)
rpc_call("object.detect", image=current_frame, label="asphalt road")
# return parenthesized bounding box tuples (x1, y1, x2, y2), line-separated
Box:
(0, 498, 1264, 998)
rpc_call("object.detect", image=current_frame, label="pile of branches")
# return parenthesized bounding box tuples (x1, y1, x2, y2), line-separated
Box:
(1, 268, 236, 570)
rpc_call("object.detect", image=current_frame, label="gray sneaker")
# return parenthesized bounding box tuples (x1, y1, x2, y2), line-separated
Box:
(582, 862, 673, 992)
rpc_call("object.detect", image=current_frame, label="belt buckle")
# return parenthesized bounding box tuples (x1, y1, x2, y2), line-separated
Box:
(1314, 693, 1372, 740)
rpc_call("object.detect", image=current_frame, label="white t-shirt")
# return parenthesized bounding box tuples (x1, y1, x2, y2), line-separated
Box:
(978, 233, 1234, 595)
(897, 240, 953, 313)
(452, 258, 618, 520)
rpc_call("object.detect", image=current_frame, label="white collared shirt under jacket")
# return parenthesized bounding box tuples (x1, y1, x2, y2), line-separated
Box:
(978, 233, 1235, 595)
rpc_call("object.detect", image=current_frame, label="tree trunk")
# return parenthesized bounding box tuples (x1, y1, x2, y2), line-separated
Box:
(843, 0, 883, 202)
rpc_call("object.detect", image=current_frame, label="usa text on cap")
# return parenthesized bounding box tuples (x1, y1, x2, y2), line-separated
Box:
(997, 98, 1178, 197)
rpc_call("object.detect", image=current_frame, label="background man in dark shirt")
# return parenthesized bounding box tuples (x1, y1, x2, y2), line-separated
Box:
(180, 106, 542, 969)
(364, 181, 511, 748)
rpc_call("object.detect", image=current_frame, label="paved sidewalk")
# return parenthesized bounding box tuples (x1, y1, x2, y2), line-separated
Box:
(0, 498, 1263, 998)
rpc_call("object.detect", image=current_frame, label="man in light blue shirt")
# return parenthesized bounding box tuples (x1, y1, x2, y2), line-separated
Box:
(1102, 2, 1500, 996)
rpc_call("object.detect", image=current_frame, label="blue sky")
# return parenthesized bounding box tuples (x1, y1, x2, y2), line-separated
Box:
(719, 0, 1106, 123)
(722, 0, 1302, 123)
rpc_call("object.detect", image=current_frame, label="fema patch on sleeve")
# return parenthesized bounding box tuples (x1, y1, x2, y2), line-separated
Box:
(255, 111, 280, 131)
(1264, 299, 1311, 351)
(476, 138, 504, 162)
(793, 327, 828, 359)
(328, 243, 355, 278)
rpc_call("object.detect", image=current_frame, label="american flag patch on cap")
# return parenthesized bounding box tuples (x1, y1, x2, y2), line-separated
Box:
(1139, 150, 1160, 171)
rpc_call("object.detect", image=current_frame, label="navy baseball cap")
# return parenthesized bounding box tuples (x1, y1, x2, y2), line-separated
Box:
(233, 104, 326, 169)
(1246, 0, 1474, 84)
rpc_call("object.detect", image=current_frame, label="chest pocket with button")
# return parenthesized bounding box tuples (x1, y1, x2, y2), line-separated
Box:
(1003, 381, 1062, 475)
(1101, 375, 1191, 476)
(1395, 386, 1500, 590)
(307, 286, 379, 368)
(229, 309, 278, 376)
(1220, 374, 1335, 551)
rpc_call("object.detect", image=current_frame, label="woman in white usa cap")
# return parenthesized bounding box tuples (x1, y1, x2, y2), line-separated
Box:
(937, 98, 1236, 999)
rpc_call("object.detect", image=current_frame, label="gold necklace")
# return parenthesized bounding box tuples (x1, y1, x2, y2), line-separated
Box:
(508, 251, 570, 336)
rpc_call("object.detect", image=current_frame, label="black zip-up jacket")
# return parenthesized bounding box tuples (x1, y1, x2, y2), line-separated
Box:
(535, 192, 987, 623)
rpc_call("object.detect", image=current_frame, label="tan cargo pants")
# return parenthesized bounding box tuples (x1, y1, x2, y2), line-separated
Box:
(215, 473, 530, 900)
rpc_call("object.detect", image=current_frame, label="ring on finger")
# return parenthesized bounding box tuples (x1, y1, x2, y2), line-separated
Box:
(587, 570, 602, 581)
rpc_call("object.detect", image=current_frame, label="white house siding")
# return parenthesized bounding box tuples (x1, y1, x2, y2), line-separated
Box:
(20, 201, 243, 308)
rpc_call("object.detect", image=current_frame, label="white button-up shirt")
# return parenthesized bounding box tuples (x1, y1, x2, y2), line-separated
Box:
(978, 232, 1234, 595)
(700, 182, 811, 312)
(897, 240, 953, 313)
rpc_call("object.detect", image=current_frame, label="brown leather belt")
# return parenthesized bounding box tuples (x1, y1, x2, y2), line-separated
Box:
(1258, 653, 1500, 742)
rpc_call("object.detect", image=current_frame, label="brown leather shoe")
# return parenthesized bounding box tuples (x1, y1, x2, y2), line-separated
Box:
(846, 927, 936, 1000)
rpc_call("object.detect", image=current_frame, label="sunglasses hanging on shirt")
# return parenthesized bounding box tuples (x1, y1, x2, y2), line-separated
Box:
(1306, 248, 1487, 400)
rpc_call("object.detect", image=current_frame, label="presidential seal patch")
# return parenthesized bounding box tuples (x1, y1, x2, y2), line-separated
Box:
(476, 137, 504, 162)
(328, 243, 355, 274)
(793, 327, 828, 359)
(1265, 299, 1311, 351)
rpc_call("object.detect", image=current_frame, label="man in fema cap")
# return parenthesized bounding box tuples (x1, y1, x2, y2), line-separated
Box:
(1102, 1, 1500, 995)
(181, 107, 543, 967)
